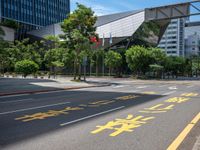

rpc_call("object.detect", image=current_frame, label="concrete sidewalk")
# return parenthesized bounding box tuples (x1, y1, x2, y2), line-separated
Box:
(0, 77, 108, 96)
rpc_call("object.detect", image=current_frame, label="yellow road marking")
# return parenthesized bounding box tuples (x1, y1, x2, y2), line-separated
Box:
(181, 93, 198, 97)
(91, 115, 155, 137)
(115, 95, 139, 100)
(139, 104, 174, 114)
(167, 112, 200, 150)
(165, 97, 190, 103)
(142, 91, 157, 95)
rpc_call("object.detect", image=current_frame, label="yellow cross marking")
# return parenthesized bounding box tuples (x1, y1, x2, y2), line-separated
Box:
(181, 93, 198, 97)
(91, 115, 155, 137)
(165, 97, 190, 103)
(139, 104, 174, 113)
(15, 107, 83, 122)
(142, 91, 157, 95)
(115, 95, 139, 101)
(80, 100, 115, 107)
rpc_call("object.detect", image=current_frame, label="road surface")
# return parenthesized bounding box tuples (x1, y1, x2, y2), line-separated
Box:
(0, 79, 199, 150)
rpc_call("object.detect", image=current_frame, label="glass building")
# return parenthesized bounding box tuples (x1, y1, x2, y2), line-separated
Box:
(0, 0, 70, 37)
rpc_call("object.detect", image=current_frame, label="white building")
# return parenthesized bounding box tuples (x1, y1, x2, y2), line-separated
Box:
(158, 18, 186, 57)
(185, 22, 200, 57)
(27, 2, 191, 51)
(28, 10, 146, 48)
(185, 33, 200, 57)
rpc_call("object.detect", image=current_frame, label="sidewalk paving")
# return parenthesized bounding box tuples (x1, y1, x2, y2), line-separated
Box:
(0, 77, 108, 96)
(1, 76, 200, 96)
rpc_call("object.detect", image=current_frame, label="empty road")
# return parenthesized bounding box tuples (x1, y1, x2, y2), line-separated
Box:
(0, 79, 200, 150)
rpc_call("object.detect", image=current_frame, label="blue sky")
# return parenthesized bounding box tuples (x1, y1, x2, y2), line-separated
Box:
(71, 0, 199, 21)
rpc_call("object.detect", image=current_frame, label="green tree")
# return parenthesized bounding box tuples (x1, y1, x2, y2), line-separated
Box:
(126, 46, 154, 75)
(149, 47, 166, 65)
(0, 27, 10, 73)
(148, 47, 166, 78)
(44, 48, 66, 77)
(92, 49, 105, 76)
(43, 35, 60, 49)
(5, 39, 42, 70)
(60, 3, 97, 80)
(190, 56, 200, 76)
(0, 26, 5, 39)
(15, 60, 39, 77)
(105, 50, 122, 76)
(149, 64, 164, 78)
(0, 41, 10, 73)
(164, 56, 186, 78)
(0, 19, 19, 30)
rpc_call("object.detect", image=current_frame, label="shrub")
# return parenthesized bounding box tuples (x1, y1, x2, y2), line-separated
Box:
(15, 60, 39, 77)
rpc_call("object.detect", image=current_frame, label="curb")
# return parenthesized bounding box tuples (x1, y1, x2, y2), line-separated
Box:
(0, 84, 109, 97)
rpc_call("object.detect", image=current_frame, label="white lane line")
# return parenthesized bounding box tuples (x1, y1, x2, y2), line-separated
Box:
(136, 86, 148, 89)
(163, 91, 176, 95)
(0, 94, 29, 99)
(187, 85, 194, 88)
(60, 106, 125, 126)
(168, 86, 177, 90)
(0, 101, 71, 115)
(112, 85, 124, 88)
(0, 98, 33, 104)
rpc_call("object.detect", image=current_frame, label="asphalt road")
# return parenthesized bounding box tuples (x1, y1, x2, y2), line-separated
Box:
(0, 79, 200, 150)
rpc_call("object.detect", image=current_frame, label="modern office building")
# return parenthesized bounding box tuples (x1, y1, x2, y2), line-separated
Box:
(28, 1, 192, 51)
(28, 10, 165, 49)
(185, 22, 200, 57)
(0, 0, 70, 37)
(158, 20, 200, 57)
(158, 18, 186, 57)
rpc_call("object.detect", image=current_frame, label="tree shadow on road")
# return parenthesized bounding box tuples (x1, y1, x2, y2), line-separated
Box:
(0, 89, 165, 147)
(0, 78, 62, 96)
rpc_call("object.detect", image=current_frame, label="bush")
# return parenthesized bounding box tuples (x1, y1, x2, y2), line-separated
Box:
(126, 46, 154, 75)
(15, 60, 39, 77)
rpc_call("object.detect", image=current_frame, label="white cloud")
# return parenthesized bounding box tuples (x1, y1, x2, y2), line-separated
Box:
(71, 0, 119, 16)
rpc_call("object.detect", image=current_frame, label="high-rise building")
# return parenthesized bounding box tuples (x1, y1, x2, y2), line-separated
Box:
(158, 18, 186, 57)
(185, 22, 200, 57)
(0, 0, 70, 37)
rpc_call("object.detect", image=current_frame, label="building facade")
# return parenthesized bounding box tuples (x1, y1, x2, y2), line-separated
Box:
(0, 0, 70, 37)
(185, 33, 200, 57)
(158, 18, 186, 57)
(28, 10, 166, 49)
(185, 22, 200, 57)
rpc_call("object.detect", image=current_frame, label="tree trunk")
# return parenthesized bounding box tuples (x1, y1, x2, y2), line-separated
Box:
(53, 66, 56, 79)
(96, 55, 98, 76)
(73, 58, 77, 80)
(78, 63, 81, 81)
(90, 62, 92, 76)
